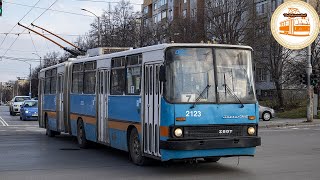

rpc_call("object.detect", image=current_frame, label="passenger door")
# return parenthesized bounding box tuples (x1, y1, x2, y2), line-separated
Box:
(57, 74, 65, 131)
(98, 70, 109, 144)
(143, 63, 162, 157)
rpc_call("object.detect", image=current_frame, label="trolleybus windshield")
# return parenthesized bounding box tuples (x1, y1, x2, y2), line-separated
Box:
(165, 47, 256, 104)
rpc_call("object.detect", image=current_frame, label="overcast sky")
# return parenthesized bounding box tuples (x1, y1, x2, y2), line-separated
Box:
(0, 0, 143, 82)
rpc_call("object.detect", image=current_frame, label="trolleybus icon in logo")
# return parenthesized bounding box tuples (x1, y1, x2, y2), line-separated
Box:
(271, 0, 319, 50)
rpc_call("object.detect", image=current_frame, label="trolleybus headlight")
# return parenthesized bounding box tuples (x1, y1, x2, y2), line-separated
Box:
(247, 127, 255, 135)
(174, 128, 183, 137)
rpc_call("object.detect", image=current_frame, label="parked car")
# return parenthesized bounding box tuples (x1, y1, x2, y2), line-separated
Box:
(259, 105, 275, 121)
(20, 100, 38, 121)
(9, 96, 31, 116)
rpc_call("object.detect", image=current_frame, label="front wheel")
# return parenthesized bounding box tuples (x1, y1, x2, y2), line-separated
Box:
(129, 128, 147, 166)
(262, 112, 272, 121)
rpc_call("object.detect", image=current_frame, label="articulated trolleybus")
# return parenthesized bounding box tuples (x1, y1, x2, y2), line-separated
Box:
(38, 43, 261, 165)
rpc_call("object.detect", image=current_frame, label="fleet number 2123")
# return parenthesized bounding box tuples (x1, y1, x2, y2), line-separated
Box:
(186, 111, 202, 117)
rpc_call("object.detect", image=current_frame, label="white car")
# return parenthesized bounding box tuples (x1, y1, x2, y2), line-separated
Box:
(9, 96, 31, 116)
(259, 105, 275, 121)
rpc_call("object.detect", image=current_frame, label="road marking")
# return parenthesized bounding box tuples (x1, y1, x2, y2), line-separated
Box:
(0, 119, 4, 126)
(0, 116, 9, 126)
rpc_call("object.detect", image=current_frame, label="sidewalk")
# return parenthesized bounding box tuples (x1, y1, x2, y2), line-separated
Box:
(259, 118, 320, 128)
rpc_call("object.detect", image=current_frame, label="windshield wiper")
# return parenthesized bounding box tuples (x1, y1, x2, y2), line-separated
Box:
(190, 85, 211, 109)
(223, 83, 244, 108)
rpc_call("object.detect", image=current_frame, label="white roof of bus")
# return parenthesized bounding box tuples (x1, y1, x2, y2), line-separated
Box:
(40, 43, 252, 72)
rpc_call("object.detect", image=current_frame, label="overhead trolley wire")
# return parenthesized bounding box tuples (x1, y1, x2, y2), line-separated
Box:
(1, 0, 58, 60)
(0, 0, 42, 49)
(69, 0, 142, 6)
(4, 1, 94, 17)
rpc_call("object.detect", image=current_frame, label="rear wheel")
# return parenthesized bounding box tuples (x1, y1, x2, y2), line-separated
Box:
(77, 120, 88, 148)
(129, 128, 147, 166)
(204, 157, 221, 163)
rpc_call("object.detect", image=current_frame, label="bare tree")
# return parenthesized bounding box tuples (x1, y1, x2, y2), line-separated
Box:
(205, 0, 251, 44)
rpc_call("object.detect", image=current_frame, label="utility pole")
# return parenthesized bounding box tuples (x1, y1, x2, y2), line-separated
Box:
(0, 82, 2, 104)
(306, 0, 313, 122)
(29, 64, 32, 97)
(32, 53, 42, 68)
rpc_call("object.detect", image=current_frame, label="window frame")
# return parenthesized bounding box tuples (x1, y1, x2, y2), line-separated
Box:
(110, 57, 126, 95)
(126, 54, 142, 95)
(71, 63, 84, 94)
(83, 61, 97, 94)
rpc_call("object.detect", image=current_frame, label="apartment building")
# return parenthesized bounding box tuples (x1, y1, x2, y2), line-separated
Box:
(142, 0, 204, 29)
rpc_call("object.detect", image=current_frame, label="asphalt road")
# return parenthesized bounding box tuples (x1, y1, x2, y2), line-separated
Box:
(0, 106, 320, 180)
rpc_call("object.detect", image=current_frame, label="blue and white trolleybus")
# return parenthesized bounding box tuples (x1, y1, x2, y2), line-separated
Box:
(38, 43, 261, 165)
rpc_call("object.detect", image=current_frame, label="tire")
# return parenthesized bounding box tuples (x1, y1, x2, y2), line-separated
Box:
(129, 128, 147, 166)
(77, 120, 88, 148)
(204, 157, 221, 162)
(20, 116, 22, 120)
(262, 111, 272, 121)
(46, 116, 55, 137)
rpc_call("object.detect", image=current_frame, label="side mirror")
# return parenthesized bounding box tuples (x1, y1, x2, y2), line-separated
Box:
(159, 65, 166, 82)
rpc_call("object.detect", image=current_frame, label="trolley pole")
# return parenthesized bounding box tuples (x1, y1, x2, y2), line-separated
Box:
(306, 0, 313, 122)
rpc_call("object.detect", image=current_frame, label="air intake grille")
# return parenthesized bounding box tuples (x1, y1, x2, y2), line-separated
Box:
(183, 125, 252, 139)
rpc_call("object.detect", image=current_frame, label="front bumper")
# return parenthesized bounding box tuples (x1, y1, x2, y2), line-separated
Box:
(13, 108, 20, 112)
(160, 136, 261, 150)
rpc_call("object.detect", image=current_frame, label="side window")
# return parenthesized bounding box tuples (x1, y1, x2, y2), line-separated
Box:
(111, 57, 126, 95)
(50, 68, 57, 94)
(83, 61, 97, 94)
(45, 70, 51, 94)
(72, 63, 84, 93)
(126, 54, 142, 95)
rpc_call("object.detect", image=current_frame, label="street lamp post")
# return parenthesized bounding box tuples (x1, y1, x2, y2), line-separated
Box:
(81, 8, 101, 47)
(19, 61, 32, 97)
(32, 53, 42, 69)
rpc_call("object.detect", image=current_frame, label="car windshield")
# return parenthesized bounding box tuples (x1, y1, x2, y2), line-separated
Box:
(24, 101, 38, 107)
(165, 47, 256, 103)
(15, 97, 31, 102)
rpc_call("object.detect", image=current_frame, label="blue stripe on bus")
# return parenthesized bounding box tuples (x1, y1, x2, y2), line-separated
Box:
(174, 103, 259, 125)
(43, 94, 56, 111)
(70, 94, 96, 116)
(160, 147, 256, 161)
(48, 117, 57, 131)
(109, 128, 128, 151)
(108, 96, 141, 123)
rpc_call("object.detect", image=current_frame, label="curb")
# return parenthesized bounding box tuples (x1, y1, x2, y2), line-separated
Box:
(259, 121, 320, 129)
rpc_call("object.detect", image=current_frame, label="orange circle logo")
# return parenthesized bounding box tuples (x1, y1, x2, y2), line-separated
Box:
(270, 0, 320, 50)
